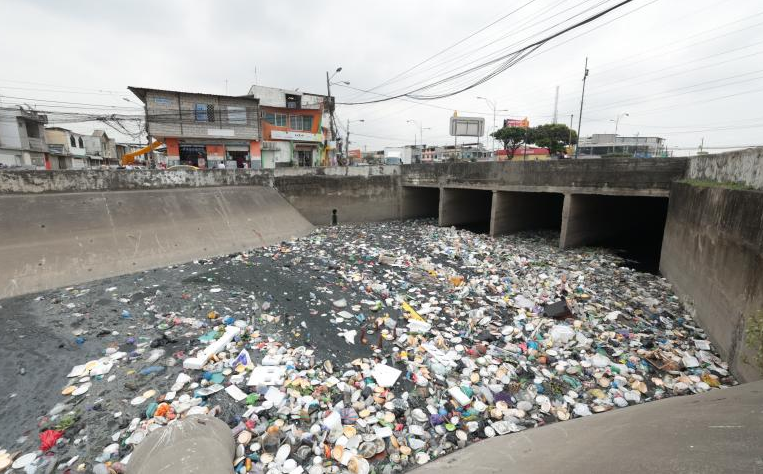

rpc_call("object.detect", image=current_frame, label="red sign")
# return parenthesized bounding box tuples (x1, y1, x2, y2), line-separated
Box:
(503, 118, 529, 128)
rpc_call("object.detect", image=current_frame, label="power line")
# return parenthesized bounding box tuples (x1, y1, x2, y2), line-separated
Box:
(339, 0, 635, 105)
(360, 0, 540, 96)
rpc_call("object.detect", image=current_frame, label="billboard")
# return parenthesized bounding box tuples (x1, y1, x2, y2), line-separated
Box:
(449, 116, 485, 137)
(503, 118, 530, 128)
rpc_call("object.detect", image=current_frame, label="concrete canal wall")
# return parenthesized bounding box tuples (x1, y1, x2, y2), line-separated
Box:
(0, 186, 313, 299)
(661, 182, 763, 382)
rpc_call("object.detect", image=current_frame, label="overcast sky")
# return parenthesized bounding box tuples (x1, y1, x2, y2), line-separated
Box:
(1, 0, 761, 155)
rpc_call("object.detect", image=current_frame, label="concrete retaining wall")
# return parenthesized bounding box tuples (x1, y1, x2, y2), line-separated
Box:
(0, 166, 402, 194)
(0, 169, 273, 193)
(274, 173, 401, 225)
(687, 148, 763, 190)
(0, 186, 313, 299)
(402, 158, 688, 195)
(660, 182, 763, 382)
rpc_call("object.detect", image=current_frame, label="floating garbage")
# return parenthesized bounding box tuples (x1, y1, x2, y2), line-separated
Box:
(3, 220, 736, 473)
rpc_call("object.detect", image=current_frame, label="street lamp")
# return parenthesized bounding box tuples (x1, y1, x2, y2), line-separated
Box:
(407, 120, 431, 163)
(610, 112, 629, 135)
(476, 97, 510, 155)
(326, 67, 343, 164)
(345, 119, 364, 162)
(476, 97, 496, 152)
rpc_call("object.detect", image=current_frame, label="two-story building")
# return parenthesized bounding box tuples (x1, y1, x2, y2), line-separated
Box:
(83, 130, 119, 167)
(128, 87, 262, 169)
(248, 85, 334, 167)
(0, 107, 49, 168)
(45, 127, 88, 169)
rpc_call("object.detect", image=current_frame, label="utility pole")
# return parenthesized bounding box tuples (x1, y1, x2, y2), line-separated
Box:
(346, 119, 364, 164)
(326, 67, 341, 164)
(569, 114, 574, 156)
(552, 86, 559, 124)
(574, 57, 589, 159)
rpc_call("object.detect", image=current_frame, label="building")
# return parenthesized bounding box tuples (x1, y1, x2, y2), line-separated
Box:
(420, 144, 490, 162)
(45, 127, 88, 169)
(248, 85, 334, 168)
(495, 147, 551, 161)
(0, 107, 48, 168)
(576, 133, 666, 158)
(83, 130, 119, 167)
(128, 86, 261, 169)
(383, 145, 422, 165)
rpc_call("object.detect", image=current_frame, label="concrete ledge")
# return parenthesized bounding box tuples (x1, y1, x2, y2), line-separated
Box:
(413, 381, 763, 474)
(402, 158, 688, 192)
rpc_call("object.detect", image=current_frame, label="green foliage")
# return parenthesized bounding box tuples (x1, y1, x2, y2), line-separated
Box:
(529, 123, 577, 155)
(491, 126, 527, 156)
(744, 310, 763, 371)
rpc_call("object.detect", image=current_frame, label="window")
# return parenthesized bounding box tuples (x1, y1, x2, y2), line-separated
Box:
(195, 104, 207, 122)
(227, 106, 247, 125)
(70, 135, 75, 147)
(78, 137, 84, 148)
(289, 115, 313, 131)
(25, 121, 40, 138)
(285, 94, 301, 109)
(195, 103, 215, 122)
(263, 112, 286, 127)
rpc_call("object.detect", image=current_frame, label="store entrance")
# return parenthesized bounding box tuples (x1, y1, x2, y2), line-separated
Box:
(228, 150, 249, 168)
(179, 145, 207, 168)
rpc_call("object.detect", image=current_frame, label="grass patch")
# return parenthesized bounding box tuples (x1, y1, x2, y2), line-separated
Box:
(679, 179, 756, 191)
(744, 310, 763, 372)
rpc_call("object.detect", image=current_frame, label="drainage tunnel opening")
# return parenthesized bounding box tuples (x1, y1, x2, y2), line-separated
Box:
(401, 187, 440, 219)
(491, 191, 564, 236)
(439, 188, 493, 234)
(567, 194, 669, 273)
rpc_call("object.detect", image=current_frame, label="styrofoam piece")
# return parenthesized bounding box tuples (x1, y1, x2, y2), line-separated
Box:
(225, 385, 248, 402)
(183, 326, 241, 370)
(407, 320, 431, 333)
(448, 386, 471, 406)
(371, 364, 402, 388)
(247, 365, 286, 386)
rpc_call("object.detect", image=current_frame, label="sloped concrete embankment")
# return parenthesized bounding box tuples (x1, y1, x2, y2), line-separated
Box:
(0, 186, 313, 299)
(413, 380, 763, 474)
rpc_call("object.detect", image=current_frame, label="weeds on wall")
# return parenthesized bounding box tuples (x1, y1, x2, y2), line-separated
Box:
(744, 310, 763, 371)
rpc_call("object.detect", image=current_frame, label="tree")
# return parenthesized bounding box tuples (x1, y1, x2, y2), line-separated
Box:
(491, 126, 527, 158)
(529, 123, 577, 155)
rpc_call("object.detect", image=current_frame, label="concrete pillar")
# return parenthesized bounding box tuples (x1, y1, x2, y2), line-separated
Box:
(560, 193, 601, 248)
(438, 187, 492, 227)
(490, 191, 564, 237)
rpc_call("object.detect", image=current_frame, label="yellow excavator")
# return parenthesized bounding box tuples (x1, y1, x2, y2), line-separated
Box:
(120, 141, 163, 166)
